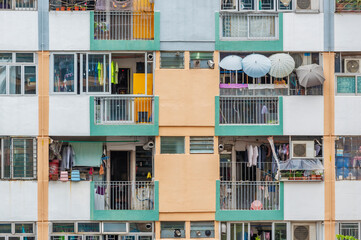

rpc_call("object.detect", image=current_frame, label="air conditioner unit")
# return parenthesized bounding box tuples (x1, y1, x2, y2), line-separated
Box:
(291, 141, 315, 158)
(296, 0, 311, 10)
(292, 223, 316, 240)
(344, 58, 361, 74)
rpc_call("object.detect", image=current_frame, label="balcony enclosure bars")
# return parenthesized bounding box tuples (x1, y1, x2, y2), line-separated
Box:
(94, 181, 154, 210)
(336, 0, 361, 12)
(219, 96, 279, 125)
(94, 11, 154, 40)
(220, 181, 280, 210)
(94, 95, 153, 125)
(50, 0, 153, 11)
(0, 0, 36, 10)
(220, 162, 278, 181)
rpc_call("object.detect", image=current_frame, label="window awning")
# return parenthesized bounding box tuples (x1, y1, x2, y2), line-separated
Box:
(279, 158, 324, 171)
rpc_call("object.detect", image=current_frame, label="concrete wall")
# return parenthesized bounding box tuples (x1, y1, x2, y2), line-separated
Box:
(283, 96, 324, 135)
(334, 14, 361, 51)
(156, 0, 217, 50)
(0, 181, 38, 221)
(49, 95, 90, 136)
(335, 97, 361, 135)
(48, 181, 90, 221)
(283, 13, 324, 52)
(0, 11, 38, 51)
(49, 12, 90, 51)
(0, 97, 38, 136)
(335, 181, 361, 220)
(284, 182, 325, 220)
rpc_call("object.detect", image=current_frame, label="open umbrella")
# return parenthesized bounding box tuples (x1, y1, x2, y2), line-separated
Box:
(296, 64, 325, 88)
(242, 54, 271, 78)
(269, 53, 295, 78)
(219, 55, 243, 70)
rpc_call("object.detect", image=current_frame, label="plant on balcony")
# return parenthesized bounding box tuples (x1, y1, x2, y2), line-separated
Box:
(336, 234, 359, 240)
(336, 0, 361, 12)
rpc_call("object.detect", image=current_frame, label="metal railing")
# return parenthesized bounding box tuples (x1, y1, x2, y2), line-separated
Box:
(94, 181, 154, 210)
(94, 11, 154, 40)
(221, 13, 277, 40)
(219, 96, 279, 125)
(49, 0, 94, 10)
(0, 0, 37, 10)
(336, 0, 361, 12)
(94, 95, 153, 125)
(220, 181, 280, 210)
(220, 162, 277, 181)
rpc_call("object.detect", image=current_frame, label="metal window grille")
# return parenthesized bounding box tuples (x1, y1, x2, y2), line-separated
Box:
(219, 96, 279, 125)
(0, 0, 37, 10)
(339, 223, 359, 239)
(190, 137, 214, 154)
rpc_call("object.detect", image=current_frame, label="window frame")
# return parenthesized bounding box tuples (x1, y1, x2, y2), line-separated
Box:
(220, 13, 279, 41)
(189, 52, 214, 69)
(160, 137, 185, 154)
(220, 0, 239, 11)
(190, 137, 214, 154)
(101, 222, 128, 234)
(160, 222, 186, 239)
(0, 53, 37, 95)
(50, 53, 78, 95)
(160, 52, 185, 69)
(84, 53, 111, 95)
(0, 222, 36, 239)
(335, 74, 361, 96)
(337, 222, 360, 240)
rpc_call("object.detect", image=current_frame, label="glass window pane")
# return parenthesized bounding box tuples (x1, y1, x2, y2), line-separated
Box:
(278, 0, 292, 10)
(120, 237, 135, 240)
(3, 138, 11, 178)
(9, 66, 21, 94)
(337, 76, 356, 94)
(240, 0, 254, 10)
(87, 54, 109, 93)
(15, 223, 34, 233)
(190, 52, 213, 69)
(222, 15, 247, 38)
(0, 237, 5, 240)
(12, 139, 35, 178)
(9, 237, 20, 240)
(78, 223, 100, 232)
(230, 223, 243, 240)
(0, 53, 12, 62)
(250, 222, 272, 240)
(161, 222, 185, 238)
(16, 53, 34, 63)
(103, 223, 127, 233)
(53, 223, 75, 233)
(357, 76, 361, 94)
(190, 137, 214, 154)
(259, 0, 274, 10)
(69, 236, 83, 240)
(138, 237, 152, 240)
(221, 0, 237, 10)
(51, 236, 66, 240)
(160, 52, 184, 69)
(24, 66, 36, 94)
(86, 236, 101, 240)
(275, 223, 287, 240)
(0, 66, 6, 94)
(340, 223, 359, 239)
(160, 137, 185, 154)
(0, 223, 11, 233)
(249, 16, 276, 38)
(129, 223, 152, 232)
(190, 222, 214, 238)
(53, 54, 75, 93)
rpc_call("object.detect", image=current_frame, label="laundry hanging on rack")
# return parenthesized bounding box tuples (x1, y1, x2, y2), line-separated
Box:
(60, 145, 75, 170)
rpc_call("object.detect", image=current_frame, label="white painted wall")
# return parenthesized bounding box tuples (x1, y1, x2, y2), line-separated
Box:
(335, 181, 361, 220)
(0, 97, 38, 136)
(335, 14, 361, 51)
(283, 96, 324, 135)
(49, 95, 90, 136)
(0, 181, 37, 221)
(0, 12, 38, 51)
(284, 182, 324, 220)
(335, 97, 361, 135)
(48, 181, 90, 220)
(283, 13, 324, 52)
(49, 12, 90, 51)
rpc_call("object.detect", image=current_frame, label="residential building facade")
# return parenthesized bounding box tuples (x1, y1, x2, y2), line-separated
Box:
(0, 0, 360, 239)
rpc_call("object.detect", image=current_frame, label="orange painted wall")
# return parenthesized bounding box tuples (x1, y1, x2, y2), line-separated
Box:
(154, 51, 219, 127)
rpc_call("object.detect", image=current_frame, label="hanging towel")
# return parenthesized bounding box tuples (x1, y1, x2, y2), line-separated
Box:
(252, 146, 258, 166)
(114, 62, 119, 84)
(247, 145, 253, 167)
(72, 142, 103, 167)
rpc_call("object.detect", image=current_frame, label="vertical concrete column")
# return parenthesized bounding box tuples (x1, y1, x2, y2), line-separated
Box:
(323, 52, 335, 240)
(37, 51, 50, 240)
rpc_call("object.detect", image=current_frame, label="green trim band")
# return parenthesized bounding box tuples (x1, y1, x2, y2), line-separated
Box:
(90, 11, 160, 51)
(215, 96, 283, 136)
(215, 12, 283, 51)
(90, 181, 159, 221)
(215, 180, 284, 221)
(89, 96, 159, 136)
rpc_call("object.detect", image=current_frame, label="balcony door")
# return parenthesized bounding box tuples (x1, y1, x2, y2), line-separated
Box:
(110, 151, 130, 181)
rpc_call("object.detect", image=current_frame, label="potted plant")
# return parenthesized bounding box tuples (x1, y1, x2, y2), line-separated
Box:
(74, 4, 79, 10)
(295, 171, 303, 180)
(67, 6, 72, 11)
(61, 6, 65, 10)
(316, 172, 322, 180)
(311, 171, 317, 180)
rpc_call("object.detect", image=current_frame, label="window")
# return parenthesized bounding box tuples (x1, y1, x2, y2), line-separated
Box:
(339, 223, 359, 239)
(190, 137, 214, 154)
(336, 136, 361, 180)
(160, 52, 184, 69)
(160, 137, 185, 154)
(221, 0, 238, 10)
(190, 52, 214, 69)
(336, 76, 361, 95)
(221, 14, 277, 40)
(221, 0, 296, 11)
(77, 223, 100, 233)
(85, 54, 110, 93)
(274, 223, 287, 240)
(52, 54, 76, 93)
(160, 222, 185, 238)
(278, 0, 293, 10)
(52, 223, 75, 233)
(0, 0, 36, 10)
(0, 53, 37, 95)
(0, 137, 37, 179)
(0, 223, 36, 240)
(103, 223, 127, 233)
(336, 0, 361, 12)
(190, 222, 214, 238)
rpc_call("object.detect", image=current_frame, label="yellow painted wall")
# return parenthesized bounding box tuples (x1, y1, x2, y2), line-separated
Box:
(323, 52, 335, 240)
(154, 51, 219, 127)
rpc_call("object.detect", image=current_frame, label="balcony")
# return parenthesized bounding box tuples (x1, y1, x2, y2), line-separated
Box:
(90, 95, 159, 136)
(90, 11, 160, 51)
(215, 96, 283, 136)
(91, 181, 159, 221)
(336, 0, 361, 12)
